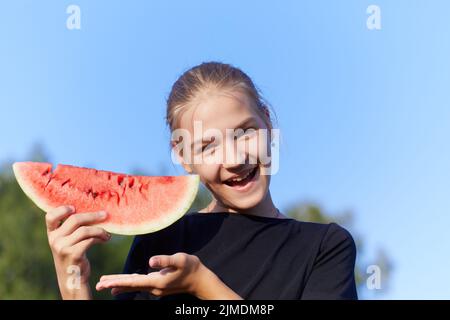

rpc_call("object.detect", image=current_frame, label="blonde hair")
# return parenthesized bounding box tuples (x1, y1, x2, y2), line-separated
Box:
(165, 62, 275, 133)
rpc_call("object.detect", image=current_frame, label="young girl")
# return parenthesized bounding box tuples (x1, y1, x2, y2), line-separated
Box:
(45, 62, 358, 300)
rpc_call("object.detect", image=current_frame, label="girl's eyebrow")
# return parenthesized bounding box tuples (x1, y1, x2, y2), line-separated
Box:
(190, 117, 257, 149)
(234, 117, 257, 129)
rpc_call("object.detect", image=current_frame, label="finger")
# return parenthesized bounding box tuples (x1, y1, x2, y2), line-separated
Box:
(96, 274, 145, 290)
(96, 274, 159, 291)
(149, 253, 187, 269)
(149, 255, 172, 269)
(62, 226, 110, 247)
(110, 287, 141, 296)
(45, 205, 75, 232)
(110, 287, 167, 297)
(99, 273, 139, 282)
(71, 237, 107, 258)
(57, 211, 108, 237)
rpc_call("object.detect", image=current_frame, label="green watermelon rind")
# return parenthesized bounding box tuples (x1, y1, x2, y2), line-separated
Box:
(13, 162, 200, 236)
(13, 162, 54, 213)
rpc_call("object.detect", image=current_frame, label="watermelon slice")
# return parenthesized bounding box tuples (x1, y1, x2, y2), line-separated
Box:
(12, 162, 199, 235)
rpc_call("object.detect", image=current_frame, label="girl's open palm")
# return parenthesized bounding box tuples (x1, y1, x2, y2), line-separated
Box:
(96, 253, 205, 297)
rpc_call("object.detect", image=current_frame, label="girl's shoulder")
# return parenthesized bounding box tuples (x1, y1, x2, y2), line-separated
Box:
(295, 221, 357, 264)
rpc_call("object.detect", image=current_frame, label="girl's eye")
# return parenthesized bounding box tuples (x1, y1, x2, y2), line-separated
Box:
(202, 143, 215, 153)
(200, 137, 217, 153)
(236, 127, 257, 139)
(201, 144, 209, 152)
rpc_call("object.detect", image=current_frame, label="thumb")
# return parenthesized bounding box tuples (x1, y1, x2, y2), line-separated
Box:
(149, 255, 174, 269)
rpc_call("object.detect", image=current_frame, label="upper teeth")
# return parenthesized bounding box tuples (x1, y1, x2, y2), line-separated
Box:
(228, 169, 253, 182)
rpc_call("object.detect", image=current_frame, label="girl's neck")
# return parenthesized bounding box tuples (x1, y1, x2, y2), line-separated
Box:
(200, 190, 288, 219)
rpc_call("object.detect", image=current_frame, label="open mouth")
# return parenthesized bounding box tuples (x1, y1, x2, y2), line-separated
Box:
(223, 166, 259, 188)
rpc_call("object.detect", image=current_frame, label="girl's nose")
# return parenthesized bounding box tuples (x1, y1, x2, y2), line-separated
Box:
(222, 144, 248, 169)
(222, 160, 244, 170)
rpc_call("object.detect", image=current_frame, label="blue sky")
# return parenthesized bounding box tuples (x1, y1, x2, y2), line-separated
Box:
(1, 0, 449, 299)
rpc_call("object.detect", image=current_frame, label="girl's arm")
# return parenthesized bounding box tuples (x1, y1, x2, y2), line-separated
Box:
(96, 253, 243, 300)
(194, 262, 243, 300)
(301, 223, 358, 300)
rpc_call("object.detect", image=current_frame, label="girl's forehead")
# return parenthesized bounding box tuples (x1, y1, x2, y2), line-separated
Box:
(179, 91, 260, 132)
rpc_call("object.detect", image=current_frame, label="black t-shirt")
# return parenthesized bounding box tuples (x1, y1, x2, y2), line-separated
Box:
(116, 212, 358, 300)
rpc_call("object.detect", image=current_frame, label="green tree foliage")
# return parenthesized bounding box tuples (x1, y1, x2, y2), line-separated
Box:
(0, 162, 58, 299)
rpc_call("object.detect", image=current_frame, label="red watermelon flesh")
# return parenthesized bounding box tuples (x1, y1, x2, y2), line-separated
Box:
(12, 162, 199, 235)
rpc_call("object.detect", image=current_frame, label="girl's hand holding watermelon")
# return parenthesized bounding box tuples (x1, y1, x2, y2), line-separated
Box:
(96, 253, 242, 299)
(45, 205, 111, 299)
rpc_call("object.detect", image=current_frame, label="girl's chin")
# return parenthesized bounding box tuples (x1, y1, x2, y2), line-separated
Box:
(221, 185, 268, 210)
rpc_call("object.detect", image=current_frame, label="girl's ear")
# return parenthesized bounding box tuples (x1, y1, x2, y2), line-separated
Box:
(260, 105, 274, 146)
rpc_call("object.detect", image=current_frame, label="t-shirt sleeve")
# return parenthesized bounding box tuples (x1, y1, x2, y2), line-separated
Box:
(301, 223, 358, 300)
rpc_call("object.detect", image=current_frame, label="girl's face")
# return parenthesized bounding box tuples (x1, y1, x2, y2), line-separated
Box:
(176, 90, 272, 211)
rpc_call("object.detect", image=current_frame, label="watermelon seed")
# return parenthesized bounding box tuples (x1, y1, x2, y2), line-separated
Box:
(117, 176, 124, 186)
(87, 188, 98, 199)
(86, 189, 99, 199)
(138, 185, 148, 201)
(128, 178, 135, 188)
(109, 191, 120, 205)
(61, 179, 71, 187)
(87, 188, 96, 198)
(44, 176, 53, 190)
